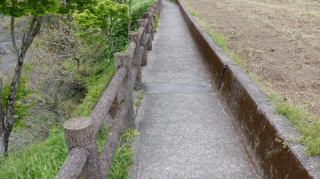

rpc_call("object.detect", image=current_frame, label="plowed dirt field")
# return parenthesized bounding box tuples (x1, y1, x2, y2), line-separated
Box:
(182, 0, 320, 116)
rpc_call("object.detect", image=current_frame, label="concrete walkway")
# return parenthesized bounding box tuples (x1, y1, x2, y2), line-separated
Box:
(129, 1, 259, 178)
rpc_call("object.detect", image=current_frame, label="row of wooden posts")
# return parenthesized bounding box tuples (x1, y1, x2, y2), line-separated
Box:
(55, 0, 162, 178)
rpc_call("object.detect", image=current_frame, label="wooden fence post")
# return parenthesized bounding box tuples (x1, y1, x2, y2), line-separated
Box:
(143, 12, 153, 50)
(63, 117, 102, 179)
(129, 32, 143, 89)
(147, 7, 155, 40)
(137, 20, 147, 66)
(115, 53, 135, 128)
(155, 0, 161, 16)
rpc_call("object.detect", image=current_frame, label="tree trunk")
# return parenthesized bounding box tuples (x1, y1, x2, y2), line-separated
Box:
(1, 16, 43, 156)
(0, 78, 3, 154)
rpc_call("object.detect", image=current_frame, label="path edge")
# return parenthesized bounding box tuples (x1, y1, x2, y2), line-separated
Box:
(176, 0, 320, 178)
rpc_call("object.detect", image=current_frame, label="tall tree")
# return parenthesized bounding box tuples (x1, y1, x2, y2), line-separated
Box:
(115, 0, 133, 33)
(0, 78, 3, 153)
(74, 0, 129, 55)
(0, 0, 95, 156)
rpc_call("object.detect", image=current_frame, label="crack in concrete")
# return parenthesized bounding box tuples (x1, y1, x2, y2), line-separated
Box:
(217, 65, 227, 91)
(143, 82, 212, 94)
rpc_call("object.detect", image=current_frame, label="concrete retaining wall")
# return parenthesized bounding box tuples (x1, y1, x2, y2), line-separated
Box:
(176, 0, 320, 178)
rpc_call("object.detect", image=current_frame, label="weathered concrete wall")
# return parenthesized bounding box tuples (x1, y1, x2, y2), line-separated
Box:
(176, 0, 320, 178)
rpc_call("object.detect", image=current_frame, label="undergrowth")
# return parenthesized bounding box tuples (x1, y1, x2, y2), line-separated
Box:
(0, 126, 138, 179)
(73, 61, 115, 116)
(184, 3, 320, 155)
(271, 93, 320, 155)
(0, 0, 152, 178)
(0, 128, 67, 179)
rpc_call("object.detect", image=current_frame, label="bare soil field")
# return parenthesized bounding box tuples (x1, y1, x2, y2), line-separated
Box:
(182, 0, 320, 116)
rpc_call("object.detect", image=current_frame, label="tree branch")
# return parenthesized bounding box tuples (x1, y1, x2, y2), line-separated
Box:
(10, 17, 18, 53)
(2, 15, 44, 155)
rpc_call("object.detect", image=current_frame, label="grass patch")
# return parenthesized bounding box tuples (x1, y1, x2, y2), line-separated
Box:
(153, 13, 159, 32)
(273, 96, 320, 155)
(184, 2, 320, 155)
(108, 128, 139, 179)
(73, 62, 115, 116)
(131, 0, 154, 30)
(134, 90, 144, 107)
(0, 126, 139, 179)
(0, 128, 67, 179)
(249, 72, 320, 155)
(0, 1, 151, 178)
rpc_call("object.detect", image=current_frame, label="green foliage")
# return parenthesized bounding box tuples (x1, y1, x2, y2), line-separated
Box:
(97, 123, 110, 154)
(153, 13, 159, 32)
(59, 0, 98, 14)
(134, 90, 144, 107)
(273, 97, 320, 155)
(72, 0, 154, 117)
(73, 61, 115, 116)
(74, 0, 129, 52)
(108, 128, 139, 179)
(0, 0, 96, 17)
(0, 128, 67, 179)
(74, 1, 129, 30)
(0, 0, 152, 178)
(0, 127, 138, 179)
(130, 0, 153, 30)
(0, 0, 60, 17)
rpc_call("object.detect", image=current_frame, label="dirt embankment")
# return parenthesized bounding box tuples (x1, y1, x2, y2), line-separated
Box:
(182, 0, 320, 115)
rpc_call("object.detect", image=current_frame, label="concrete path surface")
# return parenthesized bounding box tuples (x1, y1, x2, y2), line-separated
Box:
(129, 1, 259, 178)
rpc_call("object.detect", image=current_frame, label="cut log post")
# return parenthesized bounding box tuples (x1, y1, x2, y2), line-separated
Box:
(155, 0, 161, 16)
(0, 78, 3, 152)
(63, 117, 102, 179)
(129, 32, 143, 89)
(153, 4, 158, 17)
(55, 147, 89, 179)
(143, 12, 153, 50)
(100, 100, 131, 179)
(90, 67, 127, 132)
(115, 53, 135, 128)
(137, 20, 147, 66)
(146, 7, 155, 40)
(0, 78, 2, 123)
(146, 34, 152, 50)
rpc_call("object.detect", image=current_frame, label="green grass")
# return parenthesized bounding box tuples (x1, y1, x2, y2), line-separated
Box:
(108, 128, 139, 179)
(272, 95, 320, 155)
(184, 3, 320, 155)
(0, 126, 139, 179)
(73, 0, 154, 117)
(73, 62, 115, 116)
(0, 128, 67, 179)
(0, 1, 151, 178)
(131, 0, 154, 30)
(134, 90, 144, 107)
(153, 13, 159, 32)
